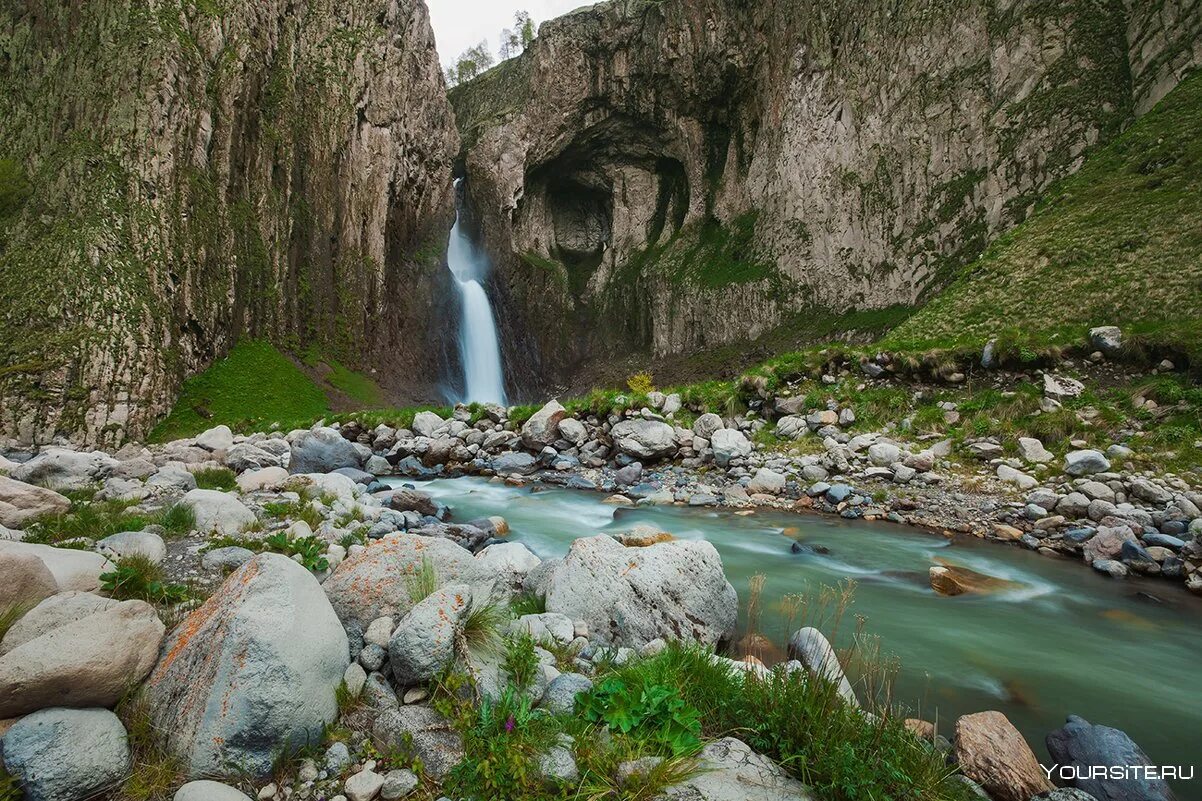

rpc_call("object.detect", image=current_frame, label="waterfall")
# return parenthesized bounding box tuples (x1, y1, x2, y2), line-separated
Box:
(447, 182, 507, 405)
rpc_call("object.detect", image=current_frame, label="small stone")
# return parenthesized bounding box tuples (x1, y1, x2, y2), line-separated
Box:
(344, 769, 385, 801)
(380, 769, 418, 800)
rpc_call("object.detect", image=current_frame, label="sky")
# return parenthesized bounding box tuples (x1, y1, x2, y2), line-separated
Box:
(427, 0, 598, 66)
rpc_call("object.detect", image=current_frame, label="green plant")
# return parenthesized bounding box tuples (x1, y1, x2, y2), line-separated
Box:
(444, 687, 562, 799)
(0, 764, 22, 801)
(263, 498, 325, 530)
(263, 531, 329, 572)
(501, 633, 539, 692)
(0, 602, 32, 644)
(508, 592, 546, 617)
(406, 556, 439, 605)
(627, 371, 656, 395)
(23, 499, 150, 546)
(100, 555, 190, 606)
(461, 601, 506, 659)
(192, 466, 237, 491)
(157, 502, 196, 537)
(577, 677, 702, 756)
(114, 693, 183, 801)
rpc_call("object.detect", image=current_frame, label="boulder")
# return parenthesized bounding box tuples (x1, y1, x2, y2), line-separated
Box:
(557, 418, 587, 447)
(146, 466, 197, 493)
(174, 782, 254, 801)
(410, 411, 447, 438)
(929, 562, 1021, 596)
(657, 737, 813, 800)
(1018, 437, 1054, 464)
(521, 401, 567, 449)
(953, 711, 1052, 801)
(322, 534, 495, 628)
(1089, 326, 1123, 356)
(288, 427, 363, 474)
(1046, 715, 1173, 801)
(195, 425, 235, 452)
(867, 442, 901, 467)
(996, 465, 1038, 490)
(144, 553, 349, 779)
(543, 535, 736, 648)
(786, 628, 857, 707)
(1083, 525, 1137, 563)
(0, 599, 164, 718)
(539, 672, 593, 714)
(0, 548, 57, 611)
(10, 448, 118, 491)
(775, 416, 807, 439)
(0, 541, 112, 593)
(372, 705, 463, 779)
(201, 546, 256, 572)
(388, 584, 471, 686)
(97, 530, 166, 564)
(510, 612, 574, 645)
(475, 542, 541, 591)
(491, 452, 538, 475)
(693, 413, 723, 439)
(711, 429, 752, 467)
(183, 488, 256, 535)
(1044, 374, 1085, 401)
(1064, 450, 1110, 477)
(610, 419, 678, 461)
(235, 465, 289, 492)
(1, 707, 131, 801)
(0, 591, 117, 655)
(747, 468, 786, 495)
(225, 443, 288, 473)
(0, 476, 70, 529)
(380, 486, 439, 517)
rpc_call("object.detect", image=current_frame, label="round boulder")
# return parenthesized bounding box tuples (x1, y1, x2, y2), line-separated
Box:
(610, 419, 678, 461)
(2, 707, 131, 801)
(144, 553, 349, 779)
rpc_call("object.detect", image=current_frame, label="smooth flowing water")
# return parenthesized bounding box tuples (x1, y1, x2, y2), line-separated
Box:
(411, 476, 1202, 775)
(446, 184, 506, 405)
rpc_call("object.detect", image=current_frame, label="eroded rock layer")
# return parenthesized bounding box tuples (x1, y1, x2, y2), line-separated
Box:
(0, 0, 459, 445)
(450, 0, 1202, 390)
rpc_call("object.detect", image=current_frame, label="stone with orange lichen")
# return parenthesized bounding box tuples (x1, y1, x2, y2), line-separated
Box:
(387, 583, 472, 685)
(322, 534, 494, 628)
(144, 553, 348, 780)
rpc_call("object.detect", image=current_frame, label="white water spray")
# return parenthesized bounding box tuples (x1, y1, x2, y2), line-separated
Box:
(447, 181, 507, 405)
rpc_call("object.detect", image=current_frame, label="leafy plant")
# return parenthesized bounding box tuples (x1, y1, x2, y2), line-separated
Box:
(501, 633, 539, 692)
(508, 592, 546, 617)
(577, 677, 702, 756)
(100, 555, 189, 606)
(444, 687, 561, 799)
(263, 531, 329, 572)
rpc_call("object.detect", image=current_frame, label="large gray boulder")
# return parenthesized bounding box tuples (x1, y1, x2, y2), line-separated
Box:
(0, 541, 113, 592)
(144, 553, 348, 779)
(544, 535, 737, 649)
(610, 419, 678, 461)
(0, 598, 163, 718)
(10, 448, 118, 491)
(1046, 715, 1173, 801)
(195, 425, 235, 452)
(322, 534, 495, 628)
(224, 442, 289, 473)
(1064, 450, 1110, 477)
(491, 452, 538, 475)
(710, 429, 751, 467)
(97, 530, 167, 564)
(521, 400, 567, 449)
(0, 476, 70, 529)
(657, 737, 813, 800)
(288, 427, 363, 474)
(1, 707, 131, 801)
(183, 488, 256, 535)
(0, 591, 117, 655)
(388, 584, 471, 686)
(693, 413, 724, 439)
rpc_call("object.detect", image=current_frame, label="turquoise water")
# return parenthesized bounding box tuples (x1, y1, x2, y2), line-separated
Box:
(403, 477, 1202, 776)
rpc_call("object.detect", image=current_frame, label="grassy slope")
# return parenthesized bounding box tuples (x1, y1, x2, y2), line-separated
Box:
(886, 69, 1202, 357)
(148, 340, 331, 442)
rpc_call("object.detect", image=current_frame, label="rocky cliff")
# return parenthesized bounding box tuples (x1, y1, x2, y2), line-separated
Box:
(451, 0, 1202, 392)
(0, 0, 459, 446)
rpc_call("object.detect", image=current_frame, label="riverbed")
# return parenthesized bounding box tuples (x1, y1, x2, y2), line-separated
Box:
(403, 476, 1202, 775)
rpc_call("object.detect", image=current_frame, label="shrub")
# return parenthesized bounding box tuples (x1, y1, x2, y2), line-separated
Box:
(577, 676, 702, 756)
(100, 555, 190, 606)
(626, 371, 656, 395)
(501, 633, 539, 692)
(192, 467, 237, 491)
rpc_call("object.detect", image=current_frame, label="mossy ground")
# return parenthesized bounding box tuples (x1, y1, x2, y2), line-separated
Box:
(888, 68, 1202, 361)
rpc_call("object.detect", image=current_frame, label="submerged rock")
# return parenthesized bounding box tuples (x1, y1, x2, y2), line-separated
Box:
(929, 561, 1021, 596)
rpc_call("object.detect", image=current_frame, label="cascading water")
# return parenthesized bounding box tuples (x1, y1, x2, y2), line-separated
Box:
(447, 180, 507, 405)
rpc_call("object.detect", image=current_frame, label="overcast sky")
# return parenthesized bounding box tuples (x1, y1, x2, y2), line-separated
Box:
(428, 0, 598, 65)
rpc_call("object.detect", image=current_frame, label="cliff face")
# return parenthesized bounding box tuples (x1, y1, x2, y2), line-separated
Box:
(0, 0, 459, 446)
(451, 0, 1202, 391)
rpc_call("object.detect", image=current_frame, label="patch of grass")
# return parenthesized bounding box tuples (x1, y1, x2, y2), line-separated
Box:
(462, 601, 507, 659)
(192, 466, 237, 491)
(157, 502, 196, 538)
(100, 554, 190, 606)
(325, 358, 386, 406)
(149, 340, 331, 442)
(0, 601, 32, 643)
(23, 498, 150, 546)
(0, 765, 20, 801)
(262, 499, 325, 530)
(114, 693, 183, 801)
(509, 593, 547, 618)
(406, 555, 439, 605)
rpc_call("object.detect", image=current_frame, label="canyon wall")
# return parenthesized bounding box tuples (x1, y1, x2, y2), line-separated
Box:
(0, 0, 459, 445)
(451, 0, 1202, 392)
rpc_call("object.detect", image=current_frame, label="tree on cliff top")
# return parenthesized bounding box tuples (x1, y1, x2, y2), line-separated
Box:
(446, 40, 495, 87)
